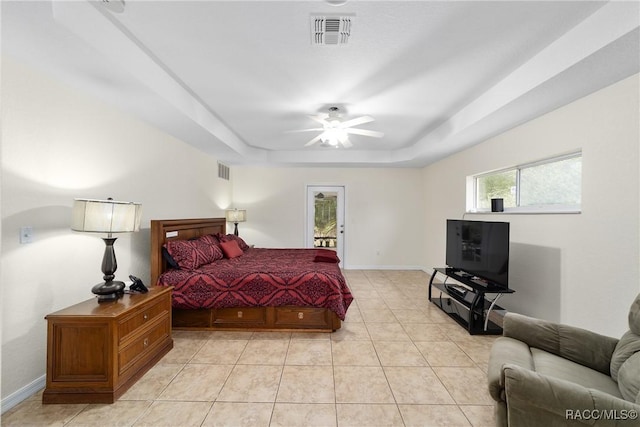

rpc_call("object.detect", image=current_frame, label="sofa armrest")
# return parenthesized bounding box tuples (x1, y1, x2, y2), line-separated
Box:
(503, 364, 640, 426)
(488, 337, 534, 402)
(503, 313, 618, 375)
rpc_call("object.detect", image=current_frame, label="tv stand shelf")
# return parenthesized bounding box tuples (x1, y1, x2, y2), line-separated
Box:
(428, 268, 514, 335)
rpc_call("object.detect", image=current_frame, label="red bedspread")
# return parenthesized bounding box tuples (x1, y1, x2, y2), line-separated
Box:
(157, 248, 353, 320)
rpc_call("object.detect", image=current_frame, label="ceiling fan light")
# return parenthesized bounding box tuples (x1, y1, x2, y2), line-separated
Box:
(298, 107, 377, 149)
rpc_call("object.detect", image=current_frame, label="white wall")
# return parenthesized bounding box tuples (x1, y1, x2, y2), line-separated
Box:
(422, 74, 640, 337)
(231, 166, 425, 269)
(1, 57, 232, 403)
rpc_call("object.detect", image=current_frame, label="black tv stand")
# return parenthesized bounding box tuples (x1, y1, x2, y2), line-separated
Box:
(429, 268, 514, 335)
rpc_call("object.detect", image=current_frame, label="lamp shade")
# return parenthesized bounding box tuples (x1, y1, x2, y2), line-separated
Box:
(71, 198, 142, 233)
(225, 209, 246, 223)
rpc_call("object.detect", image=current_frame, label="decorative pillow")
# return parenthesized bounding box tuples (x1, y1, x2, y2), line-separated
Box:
(162, 246, 180, 270)
(164, 237, 223, 270)
(201, 235, 225, 262)
(200, 234, 220, 246)
(219, 239, 244, 258)
(314, 249, 340, 263)
(218, 233, 250, 251)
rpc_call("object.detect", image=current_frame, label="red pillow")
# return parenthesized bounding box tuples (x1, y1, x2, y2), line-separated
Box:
(164, 236, 223, 270)
(314, 249, 340, 263)
(218, 233, 250, 251)
(200, 234, 220, 246)
(219, 239, 244, 258)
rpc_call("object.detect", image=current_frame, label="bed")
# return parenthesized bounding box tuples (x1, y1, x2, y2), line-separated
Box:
(150, 218, 352, 331)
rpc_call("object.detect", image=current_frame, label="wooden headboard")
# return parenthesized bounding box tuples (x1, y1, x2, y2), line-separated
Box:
(150, 218, 226, 286)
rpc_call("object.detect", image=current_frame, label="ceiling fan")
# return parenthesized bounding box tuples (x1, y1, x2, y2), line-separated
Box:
(289, 107, 384, 148)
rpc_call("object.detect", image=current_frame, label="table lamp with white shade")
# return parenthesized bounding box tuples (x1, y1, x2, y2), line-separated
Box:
(71, 198, 142, 302)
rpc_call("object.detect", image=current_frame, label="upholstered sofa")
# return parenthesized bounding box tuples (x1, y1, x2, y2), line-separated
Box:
(488, 294, 640, 426)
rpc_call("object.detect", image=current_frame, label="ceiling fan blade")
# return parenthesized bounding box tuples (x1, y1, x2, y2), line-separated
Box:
(304, 134, 323, 147)
(344, 128, 384, 138)
(338, 116, 374, 128)
(341, 139, 353, 148)
(308, 115, 329, 126)
(284, 128, 324, 133)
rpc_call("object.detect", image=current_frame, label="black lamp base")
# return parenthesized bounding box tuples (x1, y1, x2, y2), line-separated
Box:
(92, 281, 125, 303)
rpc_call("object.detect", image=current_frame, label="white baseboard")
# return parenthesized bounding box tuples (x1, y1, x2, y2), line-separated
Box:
(344, 265, 428, 272)
(1, 375, 45, 414)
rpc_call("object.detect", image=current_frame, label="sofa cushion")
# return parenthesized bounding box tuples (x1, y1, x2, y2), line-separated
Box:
(503, 313, 617, 375)
(629, 293, 640, 335)
(617, 351, 640, 403)
(615, 296, 640, 402)
(531, 348, 622, 398)
(611, 330, 640, 382)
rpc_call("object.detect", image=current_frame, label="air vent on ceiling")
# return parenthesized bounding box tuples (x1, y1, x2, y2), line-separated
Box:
(311, 15, 354, 45)
(218, 162, 230, 181)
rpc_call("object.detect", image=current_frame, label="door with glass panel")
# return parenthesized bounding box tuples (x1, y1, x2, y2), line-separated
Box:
(306, 186, 345, 264)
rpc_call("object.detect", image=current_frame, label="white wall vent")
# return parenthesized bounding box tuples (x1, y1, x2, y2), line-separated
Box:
(218, 162, 230, 181)
(311, 15, 354, 45)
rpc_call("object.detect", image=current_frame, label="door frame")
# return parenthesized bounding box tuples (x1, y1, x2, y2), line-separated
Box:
(305, 185, 345, 265)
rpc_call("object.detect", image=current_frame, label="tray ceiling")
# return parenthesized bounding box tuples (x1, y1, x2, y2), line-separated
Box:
(3, 1, 639, 167)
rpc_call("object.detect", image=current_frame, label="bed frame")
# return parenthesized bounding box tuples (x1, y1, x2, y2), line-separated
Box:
(150, 218, 342, 331)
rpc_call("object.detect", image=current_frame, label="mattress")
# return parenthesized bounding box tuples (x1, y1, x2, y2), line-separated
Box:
(157, 248, 353, 320)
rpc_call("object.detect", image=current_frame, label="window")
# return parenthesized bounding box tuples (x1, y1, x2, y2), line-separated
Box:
(470, 152, 582, 213)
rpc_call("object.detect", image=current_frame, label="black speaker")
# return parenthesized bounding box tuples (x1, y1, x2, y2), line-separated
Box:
(491, 198, 504, 212)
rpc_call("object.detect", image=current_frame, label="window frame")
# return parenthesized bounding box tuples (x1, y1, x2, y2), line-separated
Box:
(468, 151, 582, 214)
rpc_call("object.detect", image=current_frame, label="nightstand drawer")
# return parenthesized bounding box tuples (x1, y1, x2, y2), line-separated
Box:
(119, 315, 170, 376)
(118, 297, 169, 343)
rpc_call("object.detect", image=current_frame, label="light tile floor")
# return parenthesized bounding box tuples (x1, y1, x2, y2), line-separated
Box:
(2, 270, 498, 426)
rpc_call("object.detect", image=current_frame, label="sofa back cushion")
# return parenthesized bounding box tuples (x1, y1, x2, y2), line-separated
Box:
(629, 293, 640, 335)
(617, 351, 640, 403)
(611, 293, 640, 402)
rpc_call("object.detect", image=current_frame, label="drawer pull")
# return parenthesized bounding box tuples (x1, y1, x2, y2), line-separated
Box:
(143, 313, 149, 320)
(143, 338, 149, 347)
(298, 312, 304, 320)
(237, 311, 243, 318)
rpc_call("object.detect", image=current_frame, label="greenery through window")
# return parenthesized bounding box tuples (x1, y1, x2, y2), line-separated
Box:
(476, 170, 516, 211)
(314, 193, 337, 248)
(473, 152, 582, 212)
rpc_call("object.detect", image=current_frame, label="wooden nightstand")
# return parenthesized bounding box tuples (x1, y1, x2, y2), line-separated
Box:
(43, 286, 173, 404)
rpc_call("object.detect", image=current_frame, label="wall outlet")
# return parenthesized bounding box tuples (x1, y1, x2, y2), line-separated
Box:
(20, 226, 33, 244)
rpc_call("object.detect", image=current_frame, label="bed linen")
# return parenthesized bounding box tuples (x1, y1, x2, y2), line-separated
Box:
(157, 248, 353, 320)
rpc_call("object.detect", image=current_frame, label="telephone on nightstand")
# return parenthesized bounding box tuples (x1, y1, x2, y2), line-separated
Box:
(129, 275, 148, 293)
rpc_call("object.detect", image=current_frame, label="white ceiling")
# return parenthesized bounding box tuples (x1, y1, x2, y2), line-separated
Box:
(3, 1, 639, 167)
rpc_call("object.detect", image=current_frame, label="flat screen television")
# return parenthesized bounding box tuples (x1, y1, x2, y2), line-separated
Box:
(446, 219, 510, 289)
